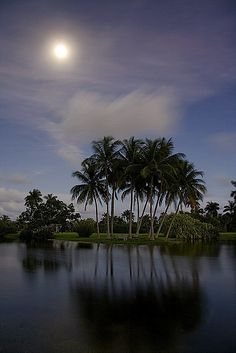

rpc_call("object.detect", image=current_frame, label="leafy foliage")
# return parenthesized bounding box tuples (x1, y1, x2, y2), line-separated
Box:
(0, 215, 18, 237)
(161, 213, 219, 241)
(18, 190, 80, 241)
(73, 218, 96, 237)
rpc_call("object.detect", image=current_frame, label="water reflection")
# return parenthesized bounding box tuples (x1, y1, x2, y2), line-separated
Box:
(70, 273, 202, 352)
(21, 241, 73, 272)
(160, 242, 221, 257)
(12, 241, 235, 353)
(68, 244, 204, 353)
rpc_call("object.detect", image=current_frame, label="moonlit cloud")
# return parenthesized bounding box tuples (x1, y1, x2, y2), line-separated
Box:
(56, 143, 85, 166)
(44, 90, 182, 164)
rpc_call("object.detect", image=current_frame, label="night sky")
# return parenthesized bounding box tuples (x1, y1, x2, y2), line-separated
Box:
(0, 0, 235, 218)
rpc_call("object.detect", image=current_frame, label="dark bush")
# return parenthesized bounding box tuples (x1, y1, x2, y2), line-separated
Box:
(19, 228, 34, 241)
(0, 219, 18, 237)
(19, 226, 53, 242)
(34, 227, 54, 240)
(74, 219, 95, 237)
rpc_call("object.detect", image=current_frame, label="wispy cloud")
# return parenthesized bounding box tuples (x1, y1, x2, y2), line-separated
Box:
(208, 132, 236, 151)
(0, 188, 26, 218)
(44, 89, 182, 164)
(0, 174, 31, 185)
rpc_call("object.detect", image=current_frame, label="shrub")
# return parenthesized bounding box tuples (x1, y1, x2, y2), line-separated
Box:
(0, 219, 18, 237)
(19, 226, 53, 242)
(19, 228, 34, 241)
(34, 226, 54, 240)
(73, 218, 95, 237)
(162, 213, 219, 241)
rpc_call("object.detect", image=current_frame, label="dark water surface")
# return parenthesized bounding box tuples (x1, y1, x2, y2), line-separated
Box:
(0, 241, 235, 353)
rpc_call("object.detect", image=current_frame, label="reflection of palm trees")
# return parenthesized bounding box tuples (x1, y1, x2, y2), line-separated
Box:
(70, 267, 203, 353)
(68, 244, 204, 353)
(21, 242, 72, 272)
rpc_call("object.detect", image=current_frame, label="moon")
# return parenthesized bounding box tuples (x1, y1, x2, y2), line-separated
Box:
(53, 43, 69, 60)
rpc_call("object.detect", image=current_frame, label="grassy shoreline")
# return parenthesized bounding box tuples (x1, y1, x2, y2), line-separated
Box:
(53, 232, 173, 245)
(53, 231, 236, 244)
(1, 232, 236, 245)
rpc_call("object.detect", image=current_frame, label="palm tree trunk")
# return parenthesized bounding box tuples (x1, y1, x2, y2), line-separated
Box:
(94, 196, 100, 238)
(129, 186, 134, 239)
(137, 193, 140, 224)
(156, 201, 170, 238)
(149, 192, 161, 237)
(149, 199, 154, 239)
(153, 193, 161, 220)
(110, 187, 115, 237)
(166, 200, 181, 240)
(106, 180, 110, 239)
(149, 180, 154, 240)
(136, 198, 148, 237)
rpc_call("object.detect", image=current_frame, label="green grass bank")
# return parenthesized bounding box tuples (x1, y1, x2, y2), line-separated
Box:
(53, 231, 236, 244)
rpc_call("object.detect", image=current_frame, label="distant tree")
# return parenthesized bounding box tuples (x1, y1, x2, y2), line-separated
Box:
(121, 209, 134, 223)
(0, 215, 17, 237)
(230, 180, 236, 201)
(18, 190, 79, 237)
(205, 202, 220, 218)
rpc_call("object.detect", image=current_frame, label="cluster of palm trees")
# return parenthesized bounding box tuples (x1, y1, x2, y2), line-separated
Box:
(202, 181, 236, 231)
(71, 136, 206, 239)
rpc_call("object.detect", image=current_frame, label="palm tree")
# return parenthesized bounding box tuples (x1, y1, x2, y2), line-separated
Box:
(108, 158, 124, 237)
(44, 194, 58, 202)
(139, 138, 184, 240)
(25, 189, 43, 209)
(205, 201, 220, 218)
(166, 160, 206, 239)
(89, 136, 121, 238)
(24, 189, 43, 221)
(223, 200, 236, 215)
(71, 160, 106, 238)
(139, 138, 161, 239)
(150, 138, 185, 235)
(121, 209, 134, 223)
(230, 180, 236, 201)
(120, 137, 143, 238)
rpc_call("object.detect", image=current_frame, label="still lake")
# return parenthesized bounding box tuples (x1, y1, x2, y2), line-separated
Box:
(0, 241, 235, 353)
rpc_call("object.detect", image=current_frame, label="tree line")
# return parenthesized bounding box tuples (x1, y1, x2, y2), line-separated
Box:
(70, 136, 207, 239)
(1, 137, 235, 240)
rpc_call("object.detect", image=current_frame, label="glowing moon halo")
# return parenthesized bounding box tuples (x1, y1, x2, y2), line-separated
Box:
(53, 43, 69, 60)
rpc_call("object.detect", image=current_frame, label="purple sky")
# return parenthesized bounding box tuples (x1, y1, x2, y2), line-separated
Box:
(0, 0, 235, 219)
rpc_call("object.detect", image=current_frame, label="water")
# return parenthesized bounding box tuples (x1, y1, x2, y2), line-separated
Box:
(0, 241, 235, 353)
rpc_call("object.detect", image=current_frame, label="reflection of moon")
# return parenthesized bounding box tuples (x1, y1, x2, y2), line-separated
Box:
(53, 43, 69, 60)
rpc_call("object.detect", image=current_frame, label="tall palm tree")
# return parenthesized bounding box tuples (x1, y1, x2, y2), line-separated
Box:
(108, 158, 124, 237)
(120, 137, 143, 238)
(71, 160, 106, 238)
(205, 201, 220, 218)
(150, 138, 185, 234)
(139, 138, 184, 240)
(166, 160, 206, 239)
(89, 136, 121, 238)
(139, 138, 161, 239)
